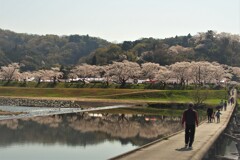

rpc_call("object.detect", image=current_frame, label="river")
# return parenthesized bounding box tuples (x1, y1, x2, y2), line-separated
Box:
(0, 105, 182, 160)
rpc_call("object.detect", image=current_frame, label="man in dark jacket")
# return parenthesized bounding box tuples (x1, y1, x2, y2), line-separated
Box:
(182, 103, 199, 149)
(207, 108, 213, 122)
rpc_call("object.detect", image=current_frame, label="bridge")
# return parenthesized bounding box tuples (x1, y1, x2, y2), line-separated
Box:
(0, 104, 132, 121)
(110, 90, 237, 160)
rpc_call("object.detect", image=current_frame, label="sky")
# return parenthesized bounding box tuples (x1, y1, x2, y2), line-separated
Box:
(0, 0, 239, 42)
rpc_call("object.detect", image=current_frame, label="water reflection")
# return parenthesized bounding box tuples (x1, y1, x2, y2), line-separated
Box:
(0, 113, 182, 146)
(0, 112, 182, 159)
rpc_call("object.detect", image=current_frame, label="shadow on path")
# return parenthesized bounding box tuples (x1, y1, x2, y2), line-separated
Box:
(175, 147, 193, 152)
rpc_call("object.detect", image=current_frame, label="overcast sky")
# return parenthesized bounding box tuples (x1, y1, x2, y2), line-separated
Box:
(0, 0, 239, 42)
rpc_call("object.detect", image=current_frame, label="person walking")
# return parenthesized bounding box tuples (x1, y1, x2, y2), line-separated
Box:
(182, 103, 199, 149)
(230, 97, 234, 105)
(211, 111, 215, 123)
(224, 100, 227, 111)
(207, 107, 213, 123)
(215, 109, 222, 123)
(219, 99, 224, 111)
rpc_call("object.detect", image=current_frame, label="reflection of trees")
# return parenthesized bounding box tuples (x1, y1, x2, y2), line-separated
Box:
(0, 113, 182, 147)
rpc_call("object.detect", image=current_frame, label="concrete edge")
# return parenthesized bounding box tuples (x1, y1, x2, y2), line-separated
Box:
(109, 120, 206, 160)
(191, 103, 236, 160)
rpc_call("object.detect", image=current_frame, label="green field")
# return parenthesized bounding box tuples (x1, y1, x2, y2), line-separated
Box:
(0, 87, 227, 105)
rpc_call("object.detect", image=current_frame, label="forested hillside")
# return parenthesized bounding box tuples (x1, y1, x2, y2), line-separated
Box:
(0, 29, 240, 71)
(83, 30, 240, 66)
(0, 29, 110, 71)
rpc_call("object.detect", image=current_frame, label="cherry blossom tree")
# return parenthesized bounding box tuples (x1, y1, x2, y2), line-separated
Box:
(155, 66, 173, 88)
(231, 67, 240, 81)
(108, 60, 141, 87)
(140, 62, 160, 80)
(33, 70, 46, 84)
(47, 67, 63, 84)
(19, 71, 33, 83)
(169, 62, 191, 86)
(188, 61, 213, 85)
(188, 61, 226, 85)
(68, 72, 78, 82)
(70, 64, 96, 84)
(0, 63, 20, 82)
(168, 45, 193, 55)
(33, 68, 62, 84)
(210, 62, 225, 83)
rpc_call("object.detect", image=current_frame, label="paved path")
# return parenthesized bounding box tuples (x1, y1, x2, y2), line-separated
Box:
(111, 93, 236, 160)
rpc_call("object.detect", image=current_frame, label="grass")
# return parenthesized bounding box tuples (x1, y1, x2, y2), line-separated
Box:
(0, 87, 227, 105)
(0, 87, 145, 98)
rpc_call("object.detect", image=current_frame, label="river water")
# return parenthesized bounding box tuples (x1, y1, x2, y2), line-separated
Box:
(0, 106, 182, 160)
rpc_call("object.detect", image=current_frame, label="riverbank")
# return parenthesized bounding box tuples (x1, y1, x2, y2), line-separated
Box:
(0, 96, 125, 108)
(0, 87, 227, 105)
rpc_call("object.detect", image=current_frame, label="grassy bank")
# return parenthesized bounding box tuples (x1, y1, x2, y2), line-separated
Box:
(0, 87, 145, 97)
(0, 87, 227, 105)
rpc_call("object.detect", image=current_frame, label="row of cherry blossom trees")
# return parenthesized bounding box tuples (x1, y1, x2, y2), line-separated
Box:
(0, 61, 240, 87)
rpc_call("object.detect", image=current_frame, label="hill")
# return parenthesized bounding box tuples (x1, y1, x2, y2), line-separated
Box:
(82, 31, 240, 67)
(0, 29, 110, 70)
(0, 29, 240, 70)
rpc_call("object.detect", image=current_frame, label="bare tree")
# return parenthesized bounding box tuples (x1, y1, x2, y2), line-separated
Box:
(191, 89, 210, 106)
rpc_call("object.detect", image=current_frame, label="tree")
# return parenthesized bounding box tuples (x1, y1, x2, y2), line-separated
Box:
(169, 62, 191, 86)
(0, 63, 20, 82)
(32, 68, 62, 84)
(47, 67, 63, 84)
(191, 89, 210, 106)
(70, 64, 96, 84)
(108, 60, 141, 87)
(140, 62, 161, 80)
(210, 62, 225, 84)
(155, 66, 173, 88)
(121, 41, 133, 51)
(188, 61, 214, 85)
(231, 67, 240, 81)
(19, 71, 33, 84)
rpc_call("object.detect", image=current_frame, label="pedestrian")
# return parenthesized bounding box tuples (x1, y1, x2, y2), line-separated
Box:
(219, 99, 223, 111)
(182, 103, 199, 149)
(228, 98, 231, 105)
(230, 97, 234, 105)
(207, 107, 213, 123)
(215, 109, 222, 123)
(211, 111, 215, 123)
(224, 100, 227, 111)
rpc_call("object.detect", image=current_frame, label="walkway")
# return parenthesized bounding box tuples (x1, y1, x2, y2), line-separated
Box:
(111, 92, 237, 160)
(0, 104, 131, 121)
